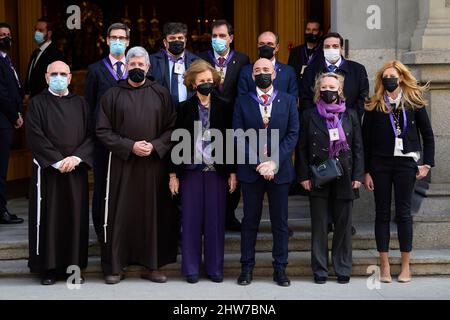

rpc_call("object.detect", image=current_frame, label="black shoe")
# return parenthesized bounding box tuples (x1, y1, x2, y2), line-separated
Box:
(337, 276, 350, 284)
(0, 211, 24, 224)
(351, 226, 356, 236)
(237, 271, 253, 285)
(208, 275, 223, 283)
(314, 276, 328, 284)
(327, 223, 334, 234)
(186, 275, 199, 284)
(41, 270, 57, 285)
(273, 269, 291, 287)
(226, 217, 241, 232)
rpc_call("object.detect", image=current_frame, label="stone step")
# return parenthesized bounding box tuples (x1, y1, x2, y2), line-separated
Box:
(0, 221, 399, 260)
(1, 249, 450, 278)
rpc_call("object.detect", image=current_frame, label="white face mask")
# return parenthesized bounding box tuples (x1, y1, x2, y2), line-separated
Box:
(324, 48, 341, 64)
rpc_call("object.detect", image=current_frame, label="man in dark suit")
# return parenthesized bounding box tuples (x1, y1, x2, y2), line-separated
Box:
(84, 22, 130, 240)
(0, 22, 24, 224)
(288, 20, 324, 98)
(300, 32, 369, 117)
(233, 58, 299, 287)
(24, 18, 64, 102)
(199, 19, 250, 232)
(300, 32, 369, 235)
(237, 31, 298, 99)
(149, 22, 199, 110)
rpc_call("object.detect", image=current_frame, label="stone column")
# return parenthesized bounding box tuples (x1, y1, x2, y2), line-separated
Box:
(402, 0, 450, 249)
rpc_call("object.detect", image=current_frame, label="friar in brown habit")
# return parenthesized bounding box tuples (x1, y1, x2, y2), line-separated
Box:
(26, 61, 94, 285)
(96, 46, 178, 285)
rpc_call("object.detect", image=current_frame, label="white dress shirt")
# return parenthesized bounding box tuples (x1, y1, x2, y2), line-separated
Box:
(109, 54, 126, 75)
(168, 52, 188, 103)
(214, 49, 230, 78)
(256, 86, 274, 120)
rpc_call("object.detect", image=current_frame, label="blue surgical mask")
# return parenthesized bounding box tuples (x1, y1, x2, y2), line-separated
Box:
(212, 38, 228, 55)
(110, 39, 126, 56)
(34, 31, 45, 45)
(49, 75, 68, 94)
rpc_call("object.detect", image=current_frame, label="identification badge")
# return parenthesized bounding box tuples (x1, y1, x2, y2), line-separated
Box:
(300, 65, 307, 75)
(395, 138, 404, 151)
(329, 128, 340, 142)
(174, 62, 184, 75)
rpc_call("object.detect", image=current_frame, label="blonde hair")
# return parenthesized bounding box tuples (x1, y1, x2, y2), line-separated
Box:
(183, 59, 221, 90)
(313, 72, 346, 104)
(365, 60, 429, 113)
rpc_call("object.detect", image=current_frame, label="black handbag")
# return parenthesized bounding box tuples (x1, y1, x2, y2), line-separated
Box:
(309, 158, 343, 189)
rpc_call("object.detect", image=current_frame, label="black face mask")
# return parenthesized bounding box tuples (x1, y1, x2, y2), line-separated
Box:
(258, 45, 275, 60)
(305, 33, 320, 44)
(320, 90, 339, 104)
(196, 82, 214, 96)
(168, 40, 185, 56)
(128, 68, 146, 83)
(255, 73, 272, 90)
(382, 77, 399, 93)
(0, 37, 12, 50)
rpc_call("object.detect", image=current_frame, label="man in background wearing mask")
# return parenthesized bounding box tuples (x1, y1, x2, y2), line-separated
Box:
(149, 22, 199, 110)
(24, 18, 63, 102)
(199, 19, 250, 232)
(26, 61, 94, 285)
(237, 31, 298, 99)
(288, 20, 324, 98)
(97, 47, 178, 285)
(84, 23, 130, 241)
(299, 32, 368, 235)
(300, 32, 369, 117)
(0, 22, 24, 225)
(233, 58, 299, 287)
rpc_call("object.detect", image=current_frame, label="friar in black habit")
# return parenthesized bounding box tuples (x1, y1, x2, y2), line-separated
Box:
(26, 61, 94, 285)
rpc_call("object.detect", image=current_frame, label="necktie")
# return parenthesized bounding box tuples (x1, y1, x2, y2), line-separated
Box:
(261, 94, 270, 128)
(261, 94, 269, 105)
(218, 57, 225, 68)
(170, 61, 180, 103)
(328, 64, 337, 73)
(115, 61, 123, 79)
(28, 49, 40, 82)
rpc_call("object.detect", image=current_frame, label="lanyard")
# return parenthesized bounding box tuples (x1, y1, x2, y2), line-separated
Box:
(384, 94, 407, 138)
(162, 49, 185, 64)
(304, 46, 318, 66)
(207, 50, 235, 69)
(250, 90, 279, 107)
(102, 58, 128, 81)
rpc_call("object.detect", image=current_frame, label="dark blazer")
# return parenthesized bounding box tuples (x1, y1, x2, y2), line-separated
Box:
(296, 107, 364, 200)
(237, 61, 299, 99)
(0, 55, 23, 129)
(362, 105, 435, 172)
(171, 93, 235, 178)
(149, 49, 199, 108)
(300, 57, 369, 117)
(199, 50, 250, 105)
(288, 43, 323, 95)
(233, 90, 299, 185)
(24, 42, 64, 97)
(84, 58, 122, 120)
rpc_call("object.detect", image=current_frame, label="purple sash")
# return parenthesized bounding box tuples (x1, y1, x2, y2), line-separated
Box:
(102, 58, 128, 81)
(207, 50, 235, 69)
(384, 94, 407, 138)
(250, 90, 279, 107)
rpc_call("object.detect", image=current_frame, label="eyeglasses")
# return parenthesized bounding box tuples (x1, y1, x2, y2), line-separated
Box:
(109, 36, 128, 42)
(49, 72, 69, 77)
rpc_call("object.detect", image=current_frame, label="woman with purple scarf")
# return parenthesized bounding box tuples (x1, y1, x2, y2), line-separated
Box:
(296, 72, 364, 284)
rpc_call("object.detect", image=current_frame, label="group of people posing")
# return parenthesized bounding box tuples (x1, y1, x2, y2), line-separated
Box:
(0, 18, 435, 287)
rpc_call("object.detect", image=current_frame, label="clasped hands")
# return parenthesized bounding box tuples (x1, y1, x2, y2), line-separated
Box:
(257, 160, 277, 181)
(133, 141, 153, 157)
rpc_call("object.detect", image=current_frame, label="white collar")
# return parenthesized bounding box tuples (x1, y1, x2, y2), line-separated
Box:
(0, 51, 6, 58)
(325, 56, 342, 68)
(167, 51, 185, 62)
(39, 40, 52, 52)
(271, 59, 277, 67)
(109, 54, 126, 66)
(387, 90, 403, 106)
(48, 87, 69, 97)
(214, 49, 230, 60)
(256, 86, 274, 99)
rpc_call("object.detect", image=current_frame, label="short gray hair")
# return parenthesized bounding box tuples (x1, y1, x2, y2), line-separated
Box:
(126, 46, 150, 66)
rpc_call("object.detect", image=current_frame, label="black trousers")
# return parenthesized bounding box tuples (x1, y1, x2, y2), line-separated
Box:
(310, 193, 353, 278)
(0, 128, 12, 213)
(370, 156, 417, 253)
